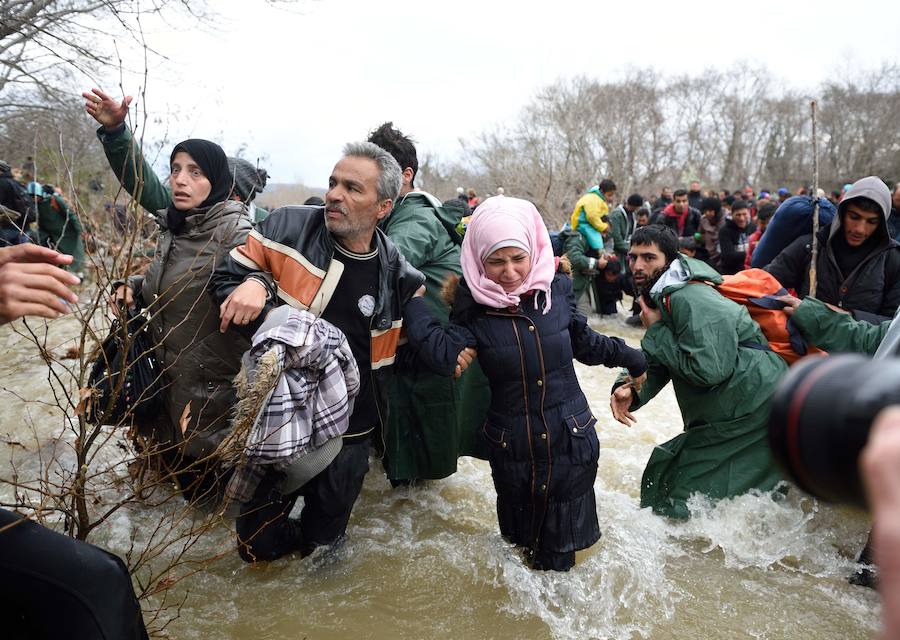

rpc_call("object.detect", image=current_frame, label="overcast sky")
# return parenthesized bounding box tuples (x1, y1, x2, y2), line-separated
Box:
(106, 0, 900, 189)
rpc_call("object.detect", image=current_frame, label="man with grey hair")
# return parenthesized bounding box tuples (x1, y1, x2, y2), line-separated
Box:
(211, 142, 424, 562)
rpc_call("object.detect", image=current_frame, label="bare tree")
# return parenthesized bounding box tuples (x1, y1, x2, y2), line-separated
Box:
(440, 62, 900, 226)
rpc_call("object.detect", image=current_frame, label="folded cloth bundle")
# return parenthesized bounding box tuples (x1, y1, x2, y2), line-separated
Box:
(221, 305, 360, 514)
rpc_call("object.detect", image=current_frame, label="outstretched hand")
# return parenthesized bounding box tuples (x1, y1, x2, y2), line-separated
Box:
(82, 88, 133, 130)
(0, 244, 79, 324)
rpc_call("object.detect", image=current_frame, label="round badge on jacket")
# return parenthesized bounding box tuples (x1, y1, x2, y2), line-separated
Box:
(358, 294, 376, 317)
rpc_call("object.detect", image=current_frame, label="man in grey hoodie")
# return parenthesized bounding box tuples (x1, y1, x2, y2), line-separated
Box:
(766, 176, 900, 324)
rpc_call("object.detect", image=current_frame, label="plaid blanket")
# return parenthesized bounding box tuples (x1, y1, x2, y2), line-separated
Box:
(224, 306, 360, 508)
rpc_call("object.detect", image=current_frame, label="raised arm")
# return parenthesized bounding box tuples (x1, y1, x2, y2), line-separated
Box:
(83, 88, 172, 214)
(791, 296, 891, 355)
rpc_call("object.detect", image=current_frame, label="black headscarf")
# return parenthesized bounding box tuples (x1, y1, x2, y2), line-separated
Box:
(166, 139, 231, 233)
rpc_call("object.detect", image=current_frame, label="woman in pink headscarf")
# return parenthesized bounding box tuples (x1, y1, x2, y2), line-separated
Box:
(404, 196, 646, 571)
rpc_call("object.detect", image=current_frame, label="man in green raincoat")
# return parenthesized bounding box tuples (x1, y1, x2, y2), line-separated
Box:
(32, 184, 86, 274)
(610, 225, 785, 518)
(368, 122, 489, 483)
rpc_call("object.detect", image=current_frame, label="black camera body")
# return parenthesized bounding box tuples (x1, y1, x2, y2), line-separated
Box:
(768, 353, 900, 507)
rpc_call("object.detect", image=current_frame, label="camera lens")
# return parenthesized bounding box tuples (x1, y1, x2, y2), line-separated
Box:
(768, 354, 900, 507)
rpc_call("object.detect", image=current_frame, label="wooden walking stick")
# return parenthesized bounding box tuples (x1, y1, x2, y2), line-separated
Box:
(809, 100, 820, 298)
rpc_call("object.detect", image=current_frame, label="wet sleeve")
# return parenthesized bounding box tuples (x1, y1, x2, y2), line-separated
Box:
(568, 280, 646, 376)
(97, 124, 172, 214)
(403, 296, 476, 377)
(792, 297, 889, 354)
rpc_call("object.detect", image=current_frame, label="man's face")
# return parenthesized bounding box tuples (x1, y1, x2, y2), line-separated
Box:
(604, 190, 617, 204)
(893, 186, 900, 210)
(628, 242, 668, 290)
(325, 156, 392, 247)
(689, 181, 701, 193)
(661, 187, 672, 199)
(673, 194, 688, 214)
(842, 202, 882, 247)
(732, 208, 750, 229)
(635, 213, 649, 227)
(702, 208, 717, 220)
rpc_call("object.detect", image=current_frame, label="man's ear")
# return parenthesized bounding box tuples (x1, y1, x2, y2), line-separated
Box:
(402, 167, 414, 189)
(377, 199, 393, 220)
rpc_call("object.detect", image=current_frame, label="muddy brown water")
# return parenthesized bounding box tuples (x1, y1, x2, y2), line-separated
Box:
(0, 311, 880, 639)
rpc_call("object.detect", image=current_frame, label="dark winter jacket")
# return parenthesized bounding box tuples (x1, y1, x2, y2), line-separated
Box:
(130, 199, 252, 457)
(210, 206, 425, 437)
(688, 191, 703, 212)
(403, 271, 645, 554)
(594, 270, 631, 305)
(656, 204, 701, 238)
(717, 218, 756, 275)
(765, 178, 900, 324)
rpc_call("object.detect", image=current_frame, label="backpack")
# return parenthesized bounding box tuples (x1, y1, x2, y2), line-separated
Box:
(716, 269, 824, 364)
(660, 268, 824, 365)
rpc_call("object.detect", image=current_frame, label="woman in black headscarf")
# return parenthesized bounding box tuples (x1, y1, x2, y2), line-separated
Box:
(104, 134, 253, 501)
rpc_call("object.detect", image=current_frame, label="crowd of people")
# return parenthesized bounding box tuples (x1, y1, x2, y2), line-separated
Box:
(3, 86, 900, 636)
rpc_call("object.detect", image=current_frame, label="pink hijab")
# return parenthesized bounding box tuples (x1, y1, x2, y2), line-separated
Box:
(460, 196, 556, 313)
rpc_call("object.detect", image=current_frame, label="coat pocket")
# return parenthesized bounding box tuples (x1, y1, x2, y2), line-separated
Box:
(564, 408, 599, 464)
(481, 421, 510, 450)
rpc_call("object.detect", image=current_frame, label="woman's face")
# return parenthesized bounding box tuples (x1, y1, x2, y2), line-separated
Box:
(169, 151, 212, 210)
(483, 246, 532, 293)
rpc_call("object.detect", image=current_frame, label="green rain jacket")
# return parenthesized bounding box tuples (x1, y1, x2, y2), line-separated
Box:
(623, 255, 786, 518)
(792, 297, 894, 356)
(607, 204, 632, 264)
(35, 195, 85, 272)
(379, 191, 490, 480)
(560, 228, 594, 301)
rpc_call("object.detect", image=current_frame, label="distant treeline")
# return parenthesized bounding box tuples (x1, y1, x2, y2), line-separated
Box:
(420, 63, 900, 225)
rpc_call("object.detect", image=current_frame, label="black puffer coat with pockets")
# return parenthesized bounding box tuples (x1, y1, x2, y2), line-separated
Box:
(404, 270, 645, 555)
